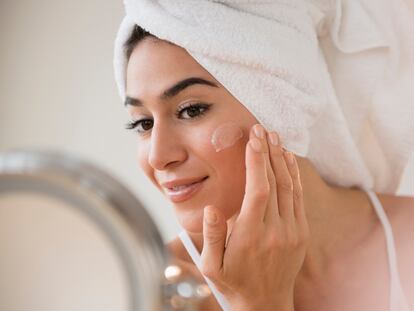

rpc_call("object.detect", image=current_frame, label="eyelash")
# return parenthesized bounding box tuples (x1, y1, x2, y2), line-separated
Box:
(125, 102, 212, 134)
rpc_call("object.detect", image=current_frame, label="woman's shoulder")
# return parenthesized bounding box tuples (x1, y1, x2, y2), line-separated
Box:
(379, 192, 414, 208)
(378, 192, 414, 252)
(378, 192, 414, 236)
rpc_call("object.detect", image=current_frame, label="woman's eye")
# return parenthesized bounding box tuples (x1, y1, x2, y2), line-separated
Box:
(125, 103, 211, 135)
(125, 119, 153, 134)
(177, 103, 211, 119)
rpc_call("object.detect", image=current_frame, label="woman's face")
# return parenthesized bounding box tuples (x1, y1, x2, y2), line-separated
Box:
(125, 38, 258, 233)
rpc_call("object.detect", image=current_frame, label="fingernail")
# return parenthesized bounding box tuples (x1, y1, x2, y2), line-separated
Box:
(253, 124, 265, 139)
(249, 138, 262, 152)
(269, 132, 279, 145)
(205, 207, 217, 225)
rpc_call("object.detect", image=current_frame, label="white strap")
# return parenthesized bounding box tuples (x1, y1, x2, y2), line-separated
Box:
(178, 230, 230, 311)
(365, 189, 410, 311)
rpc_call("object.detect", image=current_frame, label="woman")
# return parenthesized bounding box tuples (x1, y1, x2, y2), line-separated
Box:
(120, 26, 414, 311)
(115, 1, 414, 310)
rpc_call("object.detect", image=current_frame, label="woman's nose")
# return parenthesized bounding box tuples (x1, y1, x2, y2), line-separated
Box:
(148, 125, 186, 170)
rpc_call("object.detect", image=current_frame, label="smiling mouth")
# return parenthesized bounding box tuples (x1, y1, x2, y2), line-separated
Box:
(165, 176, 208, 203)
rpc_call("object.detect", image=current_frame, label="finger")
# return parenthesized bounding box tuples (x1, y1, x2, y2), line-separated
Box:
(268, 132, 294, 221)
(286, 153, 306, 223)
(200, 205, 227, 280)
(238, 124, 269, 225)
(262, 129, 279, 222)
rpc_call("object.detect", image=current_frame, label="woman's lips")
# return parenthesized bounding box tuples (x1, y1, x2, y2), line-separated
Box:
(165, 177, 208, 203)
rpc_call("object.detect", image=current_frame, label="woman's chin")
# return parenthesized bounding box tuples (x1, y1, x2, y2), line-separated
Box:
(174, 206, 203, 233)
(174, 204, 240, 234)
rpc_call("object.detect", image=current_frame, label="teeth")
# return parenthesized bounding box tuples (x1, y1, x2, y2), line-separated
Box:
(171, 185, 189, 191)
(168, 178, 207, 192)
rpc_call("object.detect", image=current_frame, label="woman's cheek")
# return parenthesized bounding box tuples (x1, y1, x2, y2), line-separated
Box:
(188, 122, 245, 151)
(208, 123, 248, 216)
(210, 122, 244, 152)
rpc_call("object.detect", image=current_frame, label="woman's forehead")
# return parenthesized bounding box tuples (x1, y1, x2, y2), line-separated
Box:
(126, 39, 221, 98)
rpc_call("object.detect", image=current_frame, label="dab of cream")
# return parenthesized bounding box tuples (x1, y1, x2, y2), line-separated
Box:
(211, 123, 244, 152)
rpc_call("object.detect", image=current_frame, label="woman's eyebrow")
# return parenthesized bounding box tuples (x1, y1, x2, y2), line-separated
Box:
(124, 77, 219, 107)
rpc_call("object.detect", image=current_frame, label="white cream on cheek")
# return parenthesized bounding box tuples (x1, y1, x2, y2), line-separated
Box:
(211, 122, 244, 152)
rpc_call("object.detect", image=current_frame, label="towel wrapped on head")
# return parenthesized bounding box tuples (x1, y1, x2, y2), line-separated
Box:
(114, 0, 414, 194)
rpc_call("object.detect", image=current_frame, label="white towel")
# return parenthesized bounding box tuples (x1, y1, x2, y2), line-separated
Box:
(114, 0, 414, 194)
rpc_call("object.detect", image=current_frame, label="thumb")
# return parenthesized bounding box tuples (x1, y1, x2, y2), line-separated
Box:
(200, 205, 227, 279)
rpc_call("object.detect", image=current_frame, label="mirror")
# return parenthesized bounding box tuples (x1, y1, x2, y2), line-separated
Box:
(0, 150, 210, 311)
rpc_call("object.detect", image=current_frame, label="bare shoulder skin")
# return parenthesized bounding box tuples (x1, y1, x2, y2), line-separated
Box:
(296, 192, 414, 311)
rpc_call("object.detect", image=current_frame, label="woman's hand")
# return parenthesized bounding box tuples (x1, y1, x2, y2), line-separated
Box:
(200, 124, 309, 311)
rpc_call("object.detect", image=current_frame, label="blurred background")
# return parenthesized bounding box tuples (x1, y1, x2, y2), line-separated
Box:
(0, 0, 180, 242)
(1, 0, 413, 243)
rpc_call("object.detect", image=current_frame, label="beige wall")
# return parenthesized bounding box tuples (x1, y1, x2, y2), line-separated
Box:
(0, 0, 413, 245)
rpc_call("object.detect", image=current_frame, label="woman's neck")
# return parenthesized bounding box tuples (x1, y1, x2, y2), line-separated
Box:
(294, 156, 378, 278)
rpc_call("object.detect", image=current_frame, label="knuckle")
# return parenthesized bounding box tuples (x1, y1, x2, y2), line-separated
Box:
(288, 236, 300, 248)
(295, 226, 310, 247)
(253, 186, 270, 201)
(273, 145, 284, 156)
(268, 173, 276, 189)
(285, 228, 299, 248)
(293, 186, 303, 201)
(206, 233, 223, 246)
(266, 229, 283, 248)
(278, 180, 293, 193)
